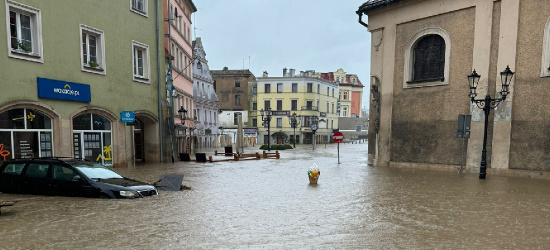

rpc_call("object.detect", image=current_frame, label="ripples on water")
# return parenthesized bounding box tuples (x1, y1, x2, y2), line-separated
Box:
(1, 143, 550, 249)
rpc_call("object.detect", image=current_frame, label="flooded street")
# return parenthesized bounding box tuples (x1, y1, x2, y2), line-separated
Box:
(1, 143, 550, 249)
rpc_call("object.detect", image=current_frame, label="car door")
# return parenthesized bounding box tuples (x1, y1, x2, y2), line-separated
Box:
(51, 164, 92, 197)
(20, 162, 51, 195)
(0, 162, 26, 193)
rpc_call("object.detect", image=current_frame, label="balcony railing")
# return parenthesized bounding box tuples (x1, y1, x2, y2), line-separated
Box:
(301, 106, 318, 111)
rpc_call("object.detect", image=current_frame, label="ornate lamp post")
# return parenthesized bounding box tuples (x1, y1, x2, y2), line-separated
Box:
(310, 116, 319, 150)
(468, 66, 514, 179)
(260, 108, 272, 151)
(177, 106, 187, 153)
(287, 112, 302, 148)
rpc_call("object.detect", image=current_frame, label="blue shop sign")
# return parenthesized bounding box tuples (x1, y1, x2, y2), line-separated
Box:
(37, 78, 91, 102)
(120, 111, 135, 123)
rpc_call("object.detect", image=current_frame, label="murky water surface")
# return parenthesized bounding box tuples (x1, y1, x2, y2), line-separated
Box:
(1, 143, 550, 249)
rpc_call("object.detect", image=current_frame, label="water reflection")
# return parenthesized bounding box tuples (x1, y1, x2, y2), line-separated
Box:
(1, 143, 550, 249)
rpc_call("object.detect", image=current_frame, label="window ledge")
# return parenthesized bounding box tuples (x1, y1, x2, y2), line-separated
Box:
(133, 76, 150, 84)
(9, 49, 43, 62)
(82, 64, 105, 75)
(407, 78, 444, 84)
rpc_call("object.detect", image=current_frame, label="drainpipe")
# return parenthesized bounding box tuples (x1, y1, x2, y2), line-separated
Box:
(357, 12, 368, 29)
(155, 0, 163, 162)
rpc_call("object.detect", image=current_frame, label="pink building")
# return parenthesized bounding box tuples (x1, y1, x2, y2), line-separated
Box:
(164, 0, 196, 156)
(318, 69, 365, 117)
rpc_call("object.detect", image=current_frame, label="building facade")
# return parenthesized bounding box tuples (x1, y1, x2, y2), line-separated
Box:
(192, 37, 219, 149)
(318, 68, 365, 118)
(0, 0, 165, 167)
(164, 0, 196, 159)
(256, 69, 339, 145)
(211, 68, 257, 145)
(358, 0, 550, 176)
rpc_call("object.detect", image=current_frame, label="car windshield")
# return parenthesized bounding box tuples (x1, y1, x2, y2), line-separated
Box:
(74, 163, 123, 180)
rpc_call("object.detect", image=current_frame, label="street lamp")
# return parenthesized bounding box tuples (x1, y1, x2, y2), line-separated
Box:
(177, 106, 187, 153)
(260, 108, 272, 151)
(310, 116, 319, 150)
(287, 112, 302, 148)
(468, 66, 514, 179)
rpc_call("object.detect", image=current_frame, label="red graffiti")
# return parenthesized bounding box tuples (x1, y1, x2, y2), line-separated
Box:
(0, 144, 10, 161)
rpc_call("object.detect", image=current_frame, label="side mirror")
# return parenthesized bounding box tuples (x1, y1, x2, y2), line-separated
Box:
(72, 175, 83, 182)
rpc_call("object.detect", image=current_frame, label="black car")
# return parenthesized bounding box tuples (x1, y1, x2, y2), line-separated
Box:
(0, 158, 157, 198)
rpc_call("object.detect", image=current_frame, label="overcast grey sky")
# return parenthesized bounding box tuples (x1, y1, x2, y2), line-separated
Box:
(193, 0, 371, 109)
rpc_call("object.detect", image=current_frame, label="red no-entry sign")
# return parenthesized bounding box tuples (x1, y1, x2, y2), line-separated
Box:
(332, 132, 344, 143)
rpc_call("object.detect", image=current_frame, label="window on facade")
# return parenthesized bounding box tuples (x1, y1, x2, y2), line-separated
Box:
(80, 25, 105, 74)
(132, 41, 150, 83)
(327, 87, 329, 96)
(291, 100, 297, 111)
(343, 107, 348, 117)
(277, 83, 283, 93)
(306, 101, 313, 110)
(252, 86, 257, 95)
(252, 118, 257, 127)
(292, 83, 298, 93)
(277, 100, 283, 111)
(326, 102, 329, 112)
(332, 103, 334, 113)
(235, 95, 240, 106)
(317, 84, 320, 94)
(234, 113, 240, 125)
(131, 0, 147, 15)
(252, 102, 257, 110)
(264, 100, 271, 110)
(542, 16, 550, 77)
(343, 92, 348, 100)
(307, 83, 312, 93)
(332, 89, 334, 97)
(265, 84, 271, 93)
(411, 35, 445, 82)
(7, 1, 42, 62)
(235, 79, 240, 87)
(276, 118, 282, 128)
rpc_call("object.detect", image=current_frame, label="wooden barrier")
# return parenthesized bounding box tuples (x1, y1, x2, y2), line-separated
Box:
(262, 151, 280, 159)
(0, 201, 15, 216)
(214, 150, 235, 156)
(234, 152, 261, 161)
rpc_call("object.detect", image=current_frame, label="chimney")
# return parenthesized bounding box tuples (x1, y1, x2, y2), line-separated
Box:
(289, 69, 295, 77)
(283, 68, 287, 77)
(263, 71, 268, 77)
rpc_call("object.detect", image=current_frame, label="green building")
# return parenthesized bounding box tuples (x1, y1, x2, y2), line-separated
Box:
(0, 0, 167, 166)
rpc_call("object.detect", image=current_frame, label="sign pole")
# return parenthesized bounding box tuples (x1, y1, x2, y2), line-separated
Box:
(338, 142, 340, 164)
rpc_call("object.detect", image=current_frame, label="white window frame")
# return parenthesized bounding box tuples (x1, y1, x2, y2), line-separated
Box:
(403, 27, 451, 88)
(5, 0, 43, 63)
(130, 0, 148, 17)
(541, 16, 550, 77)
(277, 83, 283, 93)
(132, 40, 150, 83)
(80, 24, 106, 75)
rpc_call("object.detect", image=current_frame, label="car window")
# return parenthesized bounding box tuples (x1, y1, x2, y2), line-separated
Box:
(25, 163, 49, 178)
(52, 165, 78, 181)
(1, 163, 25, 175)
(74, 164, 122, 179)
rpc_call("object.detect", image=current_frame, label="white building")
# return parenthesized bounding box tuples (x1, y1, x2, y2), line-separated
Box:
(192, 38, 219, 149)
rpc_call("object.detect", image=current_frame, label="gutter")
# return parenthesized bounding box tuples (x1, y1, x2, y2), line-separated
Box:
(155, 0, 164, 162)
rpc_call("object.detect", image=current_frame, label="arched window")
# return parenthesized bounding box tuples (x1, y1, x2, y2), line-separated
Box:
(0, 108, 53, 162)
(413, 35, 445, 81)
(72, 113, 112, 165)
(404, 27, 451, 88)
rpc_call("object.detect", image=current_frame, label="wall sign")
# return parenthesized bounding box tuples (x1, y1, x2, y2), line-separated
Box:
(37, 77, 91, 102)
(120, 111, 135, 123)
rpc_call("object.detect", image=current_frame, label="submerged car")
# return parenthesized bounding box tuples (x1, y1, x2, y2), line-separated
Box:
(0, 158, 157, 198)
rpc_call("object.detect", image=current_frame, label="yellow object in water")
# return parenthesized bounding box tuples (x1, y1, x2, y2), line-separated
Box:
(310, 170, 319, 177)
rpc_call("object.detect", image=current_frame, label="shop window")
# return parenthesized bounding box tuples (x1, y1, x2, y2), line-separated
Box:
(0, 108, 53, 162)
(72, 113, 112, 165)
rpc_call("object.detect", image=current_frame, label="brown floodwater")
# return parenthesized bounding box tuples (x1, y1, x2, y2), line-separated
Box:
(1, 143, 550, 249)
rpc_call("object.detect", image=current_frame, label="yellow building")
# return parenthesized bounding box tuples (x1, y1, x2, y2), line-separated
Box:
(255, 69, 339, 146)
